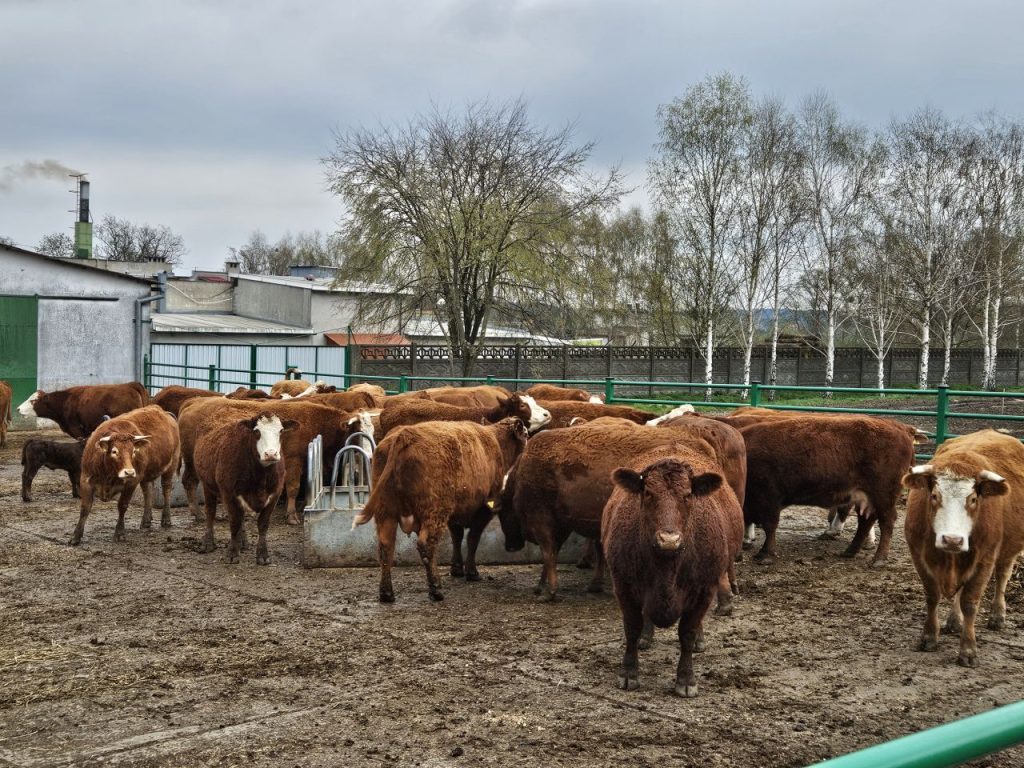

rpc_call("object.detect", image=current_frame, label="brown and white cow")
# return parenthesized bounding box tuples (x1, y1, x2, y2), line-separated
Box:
(378, 393, 550, 438)
(603, 447, 743, 697)
(70, 405, 180, 545)
(270, 378, 311, 397)
(523, 383, 603, 404)
(353, 418, 528, 602)
(18, 382, 149, 439)
(153, 385, 222, 417)
(417, 385, 513, 409)
(195, 413, 298, 565)
(347, 382, 387, 406)
(0, 380, 11, 447)
(903, 430, 1024, 667)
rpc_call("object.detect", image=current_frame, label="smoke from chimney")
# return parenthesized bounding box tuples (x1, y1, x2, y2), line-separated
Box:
(0, 160, 82, 192)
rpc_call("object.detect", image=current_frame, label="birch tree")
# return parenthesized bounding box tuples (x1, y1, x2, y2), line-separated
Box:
(852, 224, 908, 391)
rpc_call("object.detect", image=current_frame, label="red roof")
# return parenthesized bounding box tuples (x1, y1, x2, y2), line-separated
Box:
(324, 332, 409, 346)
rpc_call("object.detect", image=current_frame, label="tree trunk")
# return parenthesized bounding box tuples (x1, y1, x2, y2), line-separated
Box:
(941, 312, 953, 387)
(768, 283, 780, 401)
(877, 353, 885, 392)
(742, 310, 755, 388)
(704, 320, 714, 402)
(986, 291, 1002, 390)
(825, 308, 836, 394)
(918, 304, 931, 389)
(981, 290, 992, 390)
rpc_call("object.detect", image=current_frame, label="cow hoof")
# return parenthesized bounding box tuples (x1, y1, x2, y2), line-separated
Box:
(733, 552, 743, 563)
(638, 635, 653, 651)
(536, 590, 557, 603)
(869, 557, 888, 569)
(201, 539, 216, 554)
(988, 615, 1006, 631)
(465, 570, 481, 582)
(818, 531, 840, 541)
(226, 554, 240, 565)
(618, 671, 639, 690)
(450, 564, 465, 578)
(753, 553, 775, 565)
(742, 541, 754, 551)
(161, 518, 172, 529)
(21, 495, 32, 503)
(256, 555, 271, 566)
(586, 582, 604, 594)
(942, 619, 963, 635)
(379, 590, 395, 604)
(140, 519, 152, 530)
(917, 636, 939, 652)
(286, 514, 301, 526)
(674, 683, 699, 698)
(715, 601, 733, 617)
(428, 591, 444, 603)
(113, 530, 126, 543)
(68, 536, 82, 547)
(694, 635, 706, 653)
(957, 651, 978, 668)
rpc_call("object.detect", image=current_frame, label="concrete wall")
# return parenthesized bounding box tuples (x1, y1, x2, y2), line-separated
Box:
(234, 278, 310, 327)
(310, 293, 361, 344)
(164, 280, 234, 312)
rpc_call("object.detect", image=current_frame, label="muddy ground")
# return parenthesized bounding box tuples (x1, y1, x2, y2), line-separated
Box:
(2, 425, 1024, 768)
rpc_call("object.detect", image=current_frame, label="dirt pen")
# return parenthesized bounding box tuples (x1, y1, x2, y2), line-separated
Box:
(3, 399, 1024, 767)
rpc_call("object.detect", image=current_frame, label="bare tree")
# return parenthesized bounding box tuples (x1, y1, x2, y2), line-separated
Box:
(36, 232, 75, 259)
(650, 73, 751, 397)
(324, 98, 623, 375)
(95, 215, 186, 265)
(795, 92, 884, 390)
(851, 225, 908, 391)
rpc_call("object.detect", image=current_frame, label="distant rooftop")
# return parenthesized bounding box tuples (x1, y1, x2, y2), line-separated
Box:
(235, 273, 404, 295)
(151, 312, 313, 335)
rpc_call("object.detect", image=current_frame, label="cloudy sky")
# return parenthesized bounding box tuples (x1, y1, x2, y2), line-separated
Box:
(2, 0, 1022, 272)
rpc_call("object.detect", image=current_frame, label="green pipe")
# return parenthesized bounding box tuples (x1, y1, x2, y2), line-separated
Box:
(935, 385, 950, 447)
(810, 700, 1024, 768)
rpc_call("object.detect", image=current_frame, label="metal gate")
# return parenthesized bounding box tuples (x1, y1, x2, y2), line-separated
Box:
(0, 296, 38, 409)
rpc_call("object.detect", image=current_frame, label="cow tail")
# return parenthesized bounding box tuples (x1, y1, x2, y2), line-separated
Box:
(20, 441, 27, 466)
(351, 432, 410, 529)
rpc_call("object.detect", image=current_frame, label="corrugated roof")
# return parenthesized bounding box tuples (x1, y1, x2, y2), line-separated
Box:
(1, 243, 156, 285)
(401, 317, 568, 345)
(151, 312, 313, 335)
(235, 274, 404, 294)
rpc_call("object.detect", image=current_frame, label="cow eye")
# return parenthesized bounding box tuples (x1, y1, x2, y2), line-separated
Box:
(967, 495, 977, 509)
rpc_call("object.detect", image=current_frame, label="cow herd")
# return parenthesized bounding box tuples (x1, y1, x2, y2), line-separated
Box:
(2, 375, 1023, 698)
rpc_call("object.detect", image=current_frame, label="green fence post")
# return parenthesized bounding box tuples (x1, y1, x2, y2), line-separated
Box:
(249, 345, 257, 389)
(207, 364, 216, 392)
(486, 375, 495, 386)
(143, 354, 150, 390)
(750, 380, 761, 407)
(399, 375, 409, 394)
(935, 384, 949, 448)
(604, 377, 615, 404)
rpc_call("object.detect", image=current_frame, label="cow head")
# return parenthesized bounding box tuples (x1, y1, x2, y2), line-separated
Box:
(515, 394, 551, 433)
(345, 410, 376, 443)
(646, 404, 696, 427)
(612, 458, 723, 554)
(245, 414, 299, 466)
(17, 391, 43, 418)
(95, 431, 150, 480)
(496, 464, 526, 552)
(903, 464, 1009, 553)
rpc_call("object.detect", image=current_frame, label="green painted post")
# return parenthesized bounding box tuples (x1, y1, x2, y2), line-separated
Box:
(750, 381, 761, 407)
(935, 384, 950, 448)
(207, 364, 216, 392)
(143, 354, 150, 390)
(604, 377, 615, 404)
(249, 345, 258, 389)
(486, 375, 495, 386)
(399, 375, 409, 394)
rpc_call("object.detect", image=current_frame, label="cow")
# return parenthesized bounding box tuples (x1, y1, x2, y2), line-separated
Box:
(353, 418, 528, 602)
(347, 382, 387, 406)
(153, 385, 222, 417)
(0, 380, 11, 447)
(70, 405, 180, 545)
(418, 385, 513, 409)
(271, 378, 312, 397)
(534, 401, 655, 430)
(903, 430, 1024, 667)
(21, 438, 85, 502)
(178, 397, 374, 525)
(300, 390, 377, 413)
(226, 387, 275, 400)
(603, 446, 743, 697)
(195, 413, 298, 565)
(498, 417, 746, 603)
(17, 382, 149, 439)
(290, 380, 338, 398)
(739, 415, 914, 566)
(524, 384, 603, 404)
(378, 393, 550, 438)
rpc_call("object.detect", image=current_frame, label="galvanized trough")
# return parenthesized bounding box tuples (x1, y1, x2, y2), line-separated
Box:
(301, 434, 587, 568)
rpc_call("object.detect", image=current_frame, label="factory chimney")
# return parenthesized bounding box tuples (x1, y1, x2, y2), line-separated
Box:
(71, 174, 92, 258)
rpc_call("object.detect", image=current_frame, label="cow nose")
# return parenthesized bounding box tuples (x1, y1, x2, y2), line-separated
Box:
(941, 534, 965, 551)
(262, 451, 280, 463)
(655, 531, 682, 551)
(119, 468, 136, 478)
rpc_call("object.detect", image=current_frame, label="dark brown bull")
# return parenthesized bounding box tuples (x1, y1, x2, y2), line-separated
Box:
(524, 383, 602, 403)
(21, 438, 85, 501)
(71, 405, 180, 545)
(17, 382, 149, 439)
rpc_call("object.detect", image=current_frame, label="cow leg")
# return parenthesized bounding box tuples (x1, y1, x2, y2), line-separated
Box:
(754, 514, 779, 564)
(201, 483, 218, 554)
(140, 482, 154, 529)
(943, 590, 964, 635)
(868, 509, 895, 567)
(377, 515, 398, 603)
(586, 541, 605, 593)
(618, 599, 643, 690)
(638, 617, 655, 650)
(21, 461, 39, 502)
(114, 486, 134, 542)
(820, 505, 848, 540)
(715, 570, 734, 616)
(69, 482, 94, 546)
(742, 522, 757, 550)
(917, 574, 941, 652)
(285, 474, 301, 526)
(448, 522, 466, 578)
(69, 470, 80, 499)
(255, 498, 275, 566)
(416, 528, 444, 602)
(224, 497, 244, 564)
(182, 462, 202, 523)
(676, 595, 714, 698)
(957, 567, 993, 668)
(464, 518, 488, 582)
(535, 536, 565, 602)
(988, 555, 1018, 631)
(577, 538, 596, 569)
(840, 513, 873, 559)
(160, 470, 174, 528)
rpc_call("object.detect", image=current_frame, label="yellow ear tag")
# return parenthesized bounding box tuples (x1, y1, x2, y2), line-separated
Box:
(486, 500, 495, 509)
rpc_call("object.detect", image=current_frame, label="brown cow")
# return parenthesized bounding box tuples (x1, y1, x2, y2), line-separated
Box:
(0, 380, 11, 447)
(524, 383, 603, 404)
(498, 417, 746, 602)
(225, 387, 275, 400)
(18, 382, 149, 439)
(195, 412, 299, 565)
(70, 405, 180, 545)
(288, 380, 338, 398)
(739, 415, 914, 566)
(179, 397, 373, 525)
(347, 382, 387, 406)
(153, 385, 222, 417)
(21, 438, 85, 501)
(353, 418, 528, 602)
(378, 393, 550, 438)
(603, 447, 743, 697)
(418, 385, 513, 409)
(535, 401, 655, 430)
(903, 430, 1024, 667)
(271, 378, 311, 397)
(300, 390, 377, 413)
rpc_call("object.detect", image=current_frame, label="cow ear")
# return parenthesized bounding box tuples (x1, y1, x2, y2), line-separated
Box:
(242, 416, 260, 430)
(98, 435, 112, 450)
(132, 434, 150, 445)
(612, 468, 644, 495)
(281, 419, 300, 432)
(977, 470, 1009, 497)
(690, 471, 723, 497)
(903, 465, 934, 491)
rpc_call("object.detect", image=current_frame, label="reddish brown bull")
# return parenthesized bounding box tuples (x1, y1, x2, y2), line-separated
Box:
(524, 384, 603, 403)
(353, 418, 528, 602)
(18, 382, 149, 439)
(195, 413, 299, 565)
(225, 387, 275, 399)
(535, 401, 655, 430)
(0, 380, 11, 447)
(903, 430, 1024, 667)
(153, 385, 222, 416)
(70, 405, 180, 545)
(603, 448, 743, 697)
(417, 385, 513, 409)
(378, 393, 550, 438)
(300, 390, 377, 412)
